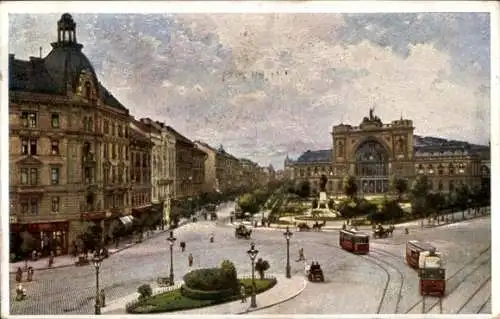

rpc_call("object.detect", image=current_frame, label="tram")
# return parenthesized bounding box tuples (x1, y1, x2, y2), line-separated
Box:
(339, 229, 370, 254)
(405, 240, 436, 268)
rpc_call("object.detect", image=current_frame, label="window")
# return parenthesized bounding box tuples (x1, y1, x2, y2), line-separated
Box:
(118, 145, 123, 160)
(51, 197, 60, 213)
(88, 117, 93, 132)
(21, 139, 29, 155)
(449, 180, 455, 192)
(30, 139, 37, 155)
(103, 143, 109, 158)
(125, 146, 129, 160)
(84, 82, 91, 99)
(125, 127, 128, 138)
(438, 164, 444, 175)
(112, 123, 116, 136)
(51, 140, 60, 155)
(20, 200, 29, 214)
(21, 111, 37, 128)
(118, 125, 123, 137)
(104, 120, 109, 134)
(51, 167, 60, 185)
(22, 138, 38, 155)
(448, 164, 455, 175)
(438, 181, 443, 191)
(112, 144, 117, 159)
(20, 168, 28, 184)
(30, 168, 38, 185)
(51, 113, 60, 128)
(30, 197, 39, 215)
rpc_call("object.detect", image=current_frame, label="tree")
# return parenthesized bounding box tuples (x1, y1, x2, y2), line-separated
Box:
(390, 175, 408, 201)
(343, 175, 358, 199)
(455, 184, 471, 219)
(410, 175, 430, 217)
(220, 260, 239, 290)
(296, 180, 311, 198)
(255, 258, 270, 280)
(238, 193, 259, 215)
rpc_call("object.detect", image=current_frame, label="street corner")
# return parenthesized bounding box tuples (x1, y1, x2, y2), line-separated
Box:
(239, 274, 308, 314)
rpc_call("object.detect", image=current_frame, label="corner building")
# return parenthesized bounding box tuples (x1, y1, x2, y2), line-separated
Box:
(285, 111, 490, 196)
(9, 14, 133, 255)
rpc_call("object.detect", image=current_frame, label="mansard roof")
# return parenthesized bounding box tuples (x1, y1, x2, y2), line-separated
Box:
(413, 135, 489, 157)
(295, 149, 332, 164)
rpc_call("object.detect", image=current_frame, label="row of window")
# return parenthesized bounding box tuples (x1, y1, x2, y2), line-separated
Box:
(19, 111, 130, 138)
(21, 138, 60, 156)
(20, 112, 59, 129)
(416, 163, 467, 175)
(103, 143, 129, 161)
(132, 192, 151, 207)
(18, 196, 60, 215)
(20, 167, 60, 185)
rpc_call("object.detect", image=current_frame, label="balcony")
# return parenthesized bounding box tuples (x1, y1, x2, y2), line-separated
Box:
(158, 178, 174, 185)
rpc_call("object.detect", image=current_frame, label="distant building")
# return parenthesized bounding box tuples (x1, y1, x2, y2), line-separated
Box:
(285, 111, 490, 196)
(194, 141, 218, 193)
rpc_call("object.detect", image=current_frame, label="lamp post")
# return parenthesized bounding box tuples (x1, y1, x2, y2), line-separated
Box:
(283, 226, 293, 278)
(247, 242, 259, 308)
(92, 250, 105, 315)
(167, 231, 177, 284)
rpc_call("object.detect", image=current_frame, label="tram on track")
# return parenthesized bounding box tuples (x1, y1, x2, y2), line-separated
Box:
(339, 229, 370, 254)
(406, 240, 445, 297)
(405, 240, 436, 268)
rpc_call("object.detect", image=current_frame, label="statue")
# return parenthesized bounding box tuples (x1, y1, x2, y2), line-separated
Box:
(320, 175, 327, 192)
(369, 107, 375, 120)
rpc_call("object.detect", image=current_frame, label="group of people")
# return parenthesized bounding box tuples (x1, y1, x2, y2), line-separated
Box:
(15, 266, 35, 283)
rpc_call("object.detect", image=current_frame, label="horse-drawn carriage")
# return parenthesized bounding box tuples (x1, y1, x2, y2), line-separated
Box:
(297, 220, 326, 232)
(306, 262, 325, 282)
(235, 224, 252, 239)
(372, 225, 395, 238)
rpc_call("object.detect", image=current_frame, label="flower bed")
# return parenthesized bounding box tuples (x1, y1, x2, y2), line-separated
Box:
(126, 277, 277, 314)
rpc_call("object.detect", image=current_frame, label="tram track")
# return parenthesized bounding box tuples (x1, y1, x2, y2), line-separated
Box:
(477, 295, 491, 313)
(404, 245, 491, 314)
(455, 276, 491, 314)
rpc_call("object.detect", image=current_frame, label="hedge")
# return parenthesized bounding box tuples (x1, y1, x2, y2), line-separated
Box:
(183, 268, 232, 291)
(180, 285, 235, 300)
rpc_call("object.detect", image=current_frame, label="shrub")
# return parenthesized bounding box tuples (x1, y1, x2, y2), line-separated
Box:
(184, 267, 239, 292)
(138, 284, 153, 301)
(255, 258, 270, 280)
(220, 260, 238, 291)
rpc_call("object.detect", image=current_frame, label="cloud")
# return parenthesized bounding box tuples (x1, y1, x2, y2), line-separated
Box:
(8, 13, 490, 168)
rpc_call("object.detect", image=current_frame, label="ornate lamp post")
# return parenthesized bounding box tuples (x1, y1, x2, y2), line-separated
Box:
(167, 231, 177, 284)
(92, 250, 105, 315)
(247, 242, 259, 308)
(283, 226, 293, 278)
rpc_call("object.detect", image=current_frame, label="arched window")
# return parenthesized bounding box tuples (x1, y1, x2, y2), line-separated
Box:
(84, 82, 91, 99)
(448, 163, 455, 175)
(438, 164, 444, 175)
(428, 164, 434, 174)
(354, 140, 389, 177)
(438, 180, 443, 191)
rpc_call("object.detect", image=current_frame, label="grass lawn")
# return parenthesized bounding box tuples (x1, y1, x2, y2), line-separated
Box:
(127, 278, 276, 314)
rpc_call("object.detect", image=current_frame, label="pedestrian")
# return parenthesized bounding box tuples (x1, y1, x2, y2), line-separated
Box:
(188, 253, 193, 267)
(15, 267, 23, 282)
(209, 233, 214, 243)
(31, 250, 37, 261)
(180, 241, 186, 252)
(240, 284, 247, 303)
(27, 267, 33, 282)
(48, 251, 55, 268)
(297, 248, 305, 261)
(100, 289, 106, 307)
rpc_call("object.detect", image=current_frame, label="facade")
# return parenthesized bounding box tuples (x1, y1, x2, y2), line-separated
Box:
(129, 119, 153, 221)
(285, 110, 490, 196)
(9, 14, 133, 255)
(194, 141, 218, 193)
(215, 145, 241, 193)
(192, 147, 208, 197)
(166, 126, 196, 200)
(139, 118, 175, 226)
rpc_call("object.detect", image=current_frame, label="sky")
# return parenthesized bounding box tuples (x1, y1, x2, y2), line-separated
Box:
(8, 11, 491, 168)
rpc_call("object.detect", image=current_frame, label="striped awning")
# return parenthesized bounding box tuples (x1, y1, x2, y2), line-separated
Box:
(119, 215, 134, 225)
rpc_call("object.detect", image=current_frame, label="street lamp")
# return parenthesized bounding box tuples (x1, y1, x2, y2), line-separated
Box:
(283, 226, 293, 278)
(247, 242, 259, 308)
(92, 250, 105, 315)
(167, 231, 177, 284)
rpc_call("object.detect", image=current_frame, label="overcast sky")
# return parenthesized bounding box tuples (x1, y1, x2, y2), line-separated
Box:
(8, 12, 490, 168)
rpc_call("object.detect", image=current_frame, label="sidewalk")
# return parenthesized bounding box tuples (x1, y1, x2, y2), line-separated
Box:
(102, 273, 307, 315)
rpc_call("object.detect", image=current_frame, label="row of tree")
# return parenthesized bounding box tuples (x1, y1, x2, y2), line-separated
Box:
(237, 182, 283, 216)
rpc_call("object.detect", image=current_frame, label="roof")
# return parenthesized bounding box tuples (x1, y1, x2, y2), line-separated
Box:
(9, 14, 127, 112)
(194, 140, 218, 152)
(166, 126, 193, 145)
(295, 149, 332, 164)
(413, 135, 489, 156)
(130, 126, 151, 145)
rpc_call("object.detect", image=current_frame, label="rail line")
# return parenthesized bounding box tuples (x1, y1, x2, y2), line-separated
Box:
(455, 276, 491, 314)
(360, 255, 391, 314)
(404, 245, 491, 313)
(477, 295, 491, 313)
(366, 248, 405, 313)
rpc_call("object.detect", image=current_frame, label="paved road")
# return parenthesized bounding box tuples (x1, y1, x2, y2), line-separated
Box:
(10, 202, 491, 315)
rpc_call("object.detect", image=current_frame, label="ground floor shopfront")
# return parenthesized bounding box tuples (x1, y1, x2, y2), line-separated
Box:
(10, 221, 70, 258)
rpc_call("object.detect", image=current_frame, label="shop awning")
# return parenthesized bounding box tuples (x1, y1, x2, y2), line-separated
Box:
(119, 215, 134, 225)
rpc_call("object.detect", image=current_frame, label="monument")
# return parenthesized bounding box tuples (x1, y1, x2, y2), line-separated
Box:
(318, 175, 328, 209)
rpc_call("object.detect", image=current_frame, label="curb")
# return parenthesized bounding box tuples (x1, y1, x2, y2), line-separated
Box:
(237, 277, 308, 314)
(9, 229, 169, 274)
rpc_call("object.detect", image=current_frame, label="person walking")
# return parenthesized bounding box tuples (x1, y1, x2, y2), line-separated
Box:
(188, 253, 193, 267)
(100, 289, 106, 307)
(297, 247, 305, 261)
(240, 284, 247, 303)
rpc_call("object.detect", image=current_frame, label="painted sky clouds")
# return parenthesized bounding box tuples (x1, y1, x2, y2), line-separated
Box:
(8, 12, 491, 168)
